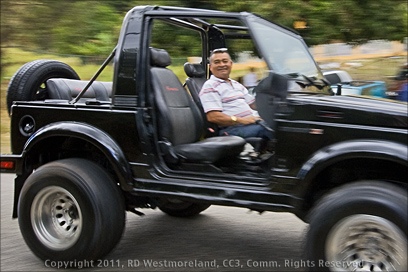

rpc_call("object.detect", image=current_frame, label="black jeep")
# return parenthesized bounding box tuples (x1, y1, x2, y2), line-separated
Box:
(1, 5, 407, 272)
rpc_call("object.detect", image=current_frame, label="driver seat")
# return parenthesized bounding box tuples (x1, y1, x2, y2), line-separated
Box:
(183, 62, 267, 153)
(150, 48, 246, 164)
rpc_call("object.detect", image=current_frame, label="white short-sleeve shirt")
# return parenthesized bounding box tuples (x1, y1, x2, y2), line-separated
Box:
(199, 75, 255, 118)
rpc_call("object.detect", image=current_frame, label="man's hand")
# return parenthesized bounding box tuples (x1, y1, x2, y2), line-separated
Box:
(238, 115, 260, 125)
(206, 111, 260, 126)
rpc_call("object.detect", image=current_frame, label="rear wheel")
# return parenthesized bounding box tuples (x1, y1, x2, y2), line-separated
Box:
(305, 181, 407, 272)
(18, 158, 125, 262)
(6, 59, 79, 114)
(158, 198, 210, 217)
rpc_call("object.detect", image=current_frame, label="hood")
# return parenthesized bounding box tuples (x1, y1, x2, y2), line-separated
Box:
(292, 95, 408, 129)
(257, 92, 408, 130)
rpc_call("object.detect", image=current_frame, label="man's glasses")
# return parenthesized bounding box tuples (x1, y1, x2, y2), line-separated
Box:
(211, 48, 228, 54)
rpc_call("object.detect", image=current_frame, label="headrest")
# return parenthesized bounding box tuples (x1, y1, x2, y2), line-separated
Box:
(150, 47, 171, 68)
(184, 63, 206, 78)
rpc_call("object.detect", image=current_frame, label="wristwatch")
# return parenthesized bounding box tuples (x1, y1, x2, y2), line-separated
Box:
(231, 116, 237, 123)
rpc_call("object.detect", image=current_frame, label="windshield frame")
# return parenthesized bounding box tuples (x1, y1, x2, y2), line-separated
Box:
(245, 14, 319, 75)
(141, 8, 332, 94)
(244, 13, 332, 94)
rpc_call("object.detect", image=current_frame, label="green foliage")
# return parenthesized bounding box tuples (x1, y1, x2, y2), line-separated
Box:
(253, 0, 407, 46)
(0, 0, 406, 59)
(150, 21, 202, 58)
(51, 2, 121, 56)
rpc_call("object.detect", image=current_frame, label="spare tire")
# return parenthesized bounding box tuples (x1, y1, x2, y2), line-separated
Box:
(6, 59, 80, 114)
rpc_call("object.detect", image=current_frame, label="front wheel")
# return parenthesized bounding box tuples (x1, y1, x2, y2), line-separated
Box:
(305, 181, 407, 272)
(18, 158, 126, 262)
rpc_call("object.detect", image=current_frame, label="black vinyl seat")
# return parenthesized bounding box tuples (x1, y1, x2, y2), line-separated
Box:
(184, 62, 207, 108)
(184, 62, 267, 153)
(46, 78, 112, 101)
(150, 48, 246, 164)
(184, 62, 219, 137)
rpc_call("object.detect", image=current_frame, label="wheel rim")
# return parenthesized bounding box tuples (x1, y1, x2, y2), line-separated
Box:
(34, 82, 48, 100)
(326, 214, 407, 272)
(31, 186, 82, 250)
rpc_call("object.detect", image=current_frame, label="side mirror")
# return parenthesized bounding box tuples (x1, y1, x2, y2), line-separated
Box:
(254, 72, 288, 100)
(336, 84, 342, 95)
(254, 72, 289, 129)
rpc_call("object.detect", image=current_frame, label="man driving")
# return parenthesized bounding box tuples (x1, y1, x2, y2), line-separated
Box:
(199, 48, 273, 140)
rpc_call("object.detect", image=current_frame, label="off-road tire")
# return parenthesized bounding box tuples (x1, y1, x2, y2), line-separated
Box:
(305, 181, 407, 272)
(6, 59, 80, 114)
(18, 158, 126, 262)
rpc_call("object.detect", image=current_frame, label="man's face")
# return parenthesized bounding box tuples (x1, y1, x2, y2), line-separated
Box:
(209, 52, 232, 80)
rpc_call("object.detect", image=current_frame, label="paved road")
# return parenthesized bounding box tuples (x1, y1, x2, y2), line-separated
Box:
(1, 173, 308, 272)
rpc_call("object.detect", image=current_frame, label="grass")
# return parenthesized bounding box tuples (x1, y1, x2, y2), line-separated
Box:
(1, 48, 406, 153)
(1, 48, 116, 153)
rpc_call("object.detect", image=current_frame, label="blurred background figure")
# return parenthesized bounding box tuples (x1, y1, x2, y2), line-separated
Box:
(395, 63, 408, 102)
(398, 82, 408, 102)
(243, 67, 258, 89)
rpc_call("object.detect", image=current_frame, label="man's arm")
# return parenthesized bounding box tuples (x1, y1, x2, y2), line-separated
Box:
(206, 111, 259, 127)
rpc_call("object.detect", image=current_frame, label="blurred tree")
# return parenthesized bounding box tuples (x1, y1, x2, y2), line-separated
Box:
(52, 2, 121, 57)
(1, 1, 28, 50)
(254, 0, 407, 46)
(0, 0, 12, 75)
(1, 0, 406, 58)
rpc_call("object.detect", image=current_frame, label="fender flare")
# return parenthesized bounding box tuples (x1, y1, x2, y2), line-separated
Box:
(21, 121, 133, 190)
(296, 139, 408, 201)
